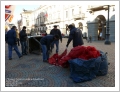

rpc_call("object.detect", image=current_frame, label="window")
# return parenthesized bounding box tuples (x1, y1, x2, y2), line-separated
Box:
(79, 7, 81, 14)
(43, 26, 47, 31)
(44, 17, 46, 22)
(113, 6, 115, 11)
(38, 19, 39, 25)
(39, 18, 40, 24)
(40, 27, 42, 31)
(42, 17, 44, 22)
(54, 13, 56, 19)
(66, 11, 68, 18)
(58, 13, 60, 18)
(49, 14, 51, 20)
(51, 14, 53, 19)
(72, 9, 74, 16)
(50, 14, 52, 20)
(53, 6, 54, 9)
(41, 17, 42, 22)
(50, 6, 52, 10)
(40, 17, 41, 22)
(26, 20, 29, 26)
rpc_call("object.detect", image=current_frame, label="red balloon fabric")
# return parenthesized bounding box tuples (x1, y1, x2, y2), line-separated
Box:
(48, 49, 67, 66)
(48, 46, 100, 68)
(48, 54, 58, 65)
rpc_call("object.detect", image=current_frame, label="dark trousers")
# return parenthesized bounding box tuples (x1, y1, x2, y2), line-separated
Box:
(41, 45, 49, 61)
(88, 38, 92, 43)
(51, 40, 59, 53)
(17, 38, 20, 46)
(20, 41, 27, 55)
(8, 44, 22, 59)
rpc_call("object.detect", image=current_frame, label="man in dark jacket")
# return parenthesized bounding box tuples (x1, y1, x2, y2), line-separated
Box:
(19, 26, 27, 55)
(66, 24, 84, 48)
(50, 25, 62, 54)
(6, 26, 22, 60)
(40, 34, 59, 62)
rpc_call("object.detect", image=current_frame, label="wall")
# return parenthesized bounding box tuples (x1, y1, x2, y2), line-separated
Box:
(87, 22, 98, 40)
(109, 20, 115, 42)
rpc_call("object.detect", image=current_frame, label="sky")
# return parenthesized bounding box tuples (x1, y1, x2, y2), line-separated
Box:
(11, 5, 40, 24)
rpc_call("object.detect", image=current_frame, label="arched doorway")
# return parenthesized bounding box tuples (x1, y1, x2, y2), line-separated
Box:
(96, 15, 106, 40)
(78, 22, 87, 38)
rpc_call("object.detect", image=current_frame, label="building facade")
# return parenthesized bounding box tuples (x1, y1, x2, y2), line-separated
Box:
(20, 10, 33, 34)
(19, 5, 115, 41)
(87, 5, 115, 41)
(34, 5, 89, 35)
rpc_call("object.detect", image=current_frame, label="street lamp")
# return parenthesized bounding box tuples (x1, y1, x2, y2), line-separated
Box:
(104, 5, 111, 45)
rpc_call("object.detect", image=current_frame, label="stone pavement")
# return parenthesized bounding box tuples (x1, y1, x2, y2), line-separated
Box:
(5, 38, 115, 87)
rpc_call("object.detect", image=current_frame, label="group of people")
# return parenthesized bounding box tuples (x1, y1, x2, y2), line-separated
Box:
(5, 26, 28, 60)
(40, 24, 84, 62)
(5, 24, 84, 62)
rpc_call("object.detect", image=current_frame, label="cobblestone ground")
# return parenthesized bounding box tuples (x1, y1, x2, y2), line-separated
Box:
(5, 38, 115, 87)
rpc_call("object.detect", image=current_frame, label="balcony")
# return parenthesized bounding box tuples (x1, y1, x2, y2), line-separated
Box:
(40, 22, 45, 25)
(73, 13, 85, 20)
(34, 24, 39, 27)
(87, 5, 108, 11)
(50, 20, 54, 24)
(45, 21, 49, 25)
(44, 18, 61, 24)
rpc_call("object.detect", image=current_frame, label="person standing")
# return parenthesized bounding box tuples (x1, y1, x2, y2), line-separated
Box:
(16, 29, 20, 46)
(19, 26, 28, 55)
(50, 25, 62, 54)
(6, 26, 22, 60)
(87, 35, 92, 43)
(66, 24, 84, 48)
(5, 28, 8, 43)
(40, 34, 59, 62)
(100, 32, 102, 40)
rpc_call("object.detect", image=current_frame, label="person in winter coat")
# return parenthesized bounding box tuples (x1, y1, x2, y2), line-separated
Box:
(16, 29, 20, 46)
(5, 28, 8, 43)
(66, 24, 84, 48)
(6, 26, 22, 60)
(19, 26, 28, 55)
(87, 35, 92, 43)
(40, 34, 59, 62)
(50, 25, 62, 54)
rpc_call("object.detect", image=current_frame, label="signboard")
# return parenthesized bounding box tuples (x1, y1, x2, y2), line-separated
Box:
(5, 5, 15, 23)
